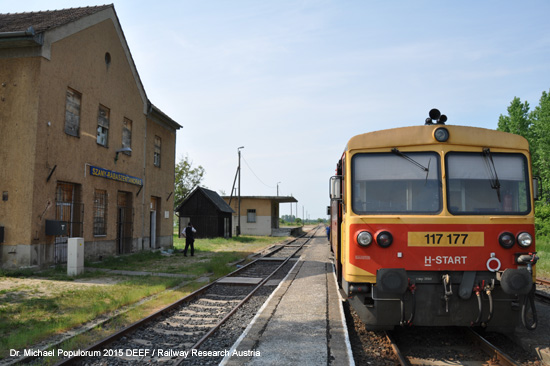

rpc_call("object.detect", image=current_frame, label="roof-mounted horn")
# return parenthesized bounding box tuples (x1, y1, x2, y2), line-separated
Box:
(425, 108, 447, 125)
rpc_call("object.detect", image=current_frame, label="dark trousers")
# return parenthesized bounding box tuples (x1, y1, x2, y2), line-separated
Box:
(184, 239, 194, 256)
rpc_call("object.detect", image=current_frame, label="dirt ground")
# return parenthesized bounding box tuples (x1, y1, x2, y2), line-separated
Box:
(0, 276, 122, 303)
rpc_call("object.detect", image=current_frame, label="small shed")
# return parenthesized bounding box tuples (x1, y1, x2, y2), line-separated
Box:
(176, 187, 234, 238)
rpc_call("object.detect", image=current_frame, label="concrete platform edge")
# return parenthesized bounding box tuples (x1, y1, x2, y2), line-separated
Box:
(220, 258, 303, 366)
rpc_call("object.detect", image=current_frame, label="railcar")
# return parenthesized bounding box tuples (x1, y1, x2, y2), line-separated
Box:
(329, 109, 539, 331)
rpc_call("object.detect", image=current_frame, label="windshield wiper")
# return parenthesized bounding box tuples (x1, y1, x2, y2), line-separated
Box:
(391, 148, 429, 172)
(391, 148, 431, 184)
(482, 148, 501, 202)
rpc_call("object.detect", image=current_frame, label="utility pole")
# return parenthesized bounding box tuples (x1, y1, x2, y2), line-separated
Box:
(277, 182, 280, 196)
(237, 146, 244, 236)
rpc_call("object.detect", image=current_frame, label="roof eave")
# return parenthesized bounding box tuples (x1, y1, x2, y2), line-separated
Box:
(0, 27, 43, 48)
(147, 102, 182, 131)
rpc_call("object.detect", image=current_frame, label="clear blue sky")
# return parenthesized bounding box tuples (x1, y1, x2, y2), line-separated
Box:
(4, 1, 550, 219)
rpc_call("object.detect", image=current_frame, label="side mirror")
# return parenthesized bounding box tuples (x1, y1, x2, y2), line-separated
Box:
(533, 177, 541, 201)
(329, 176, 342, 201)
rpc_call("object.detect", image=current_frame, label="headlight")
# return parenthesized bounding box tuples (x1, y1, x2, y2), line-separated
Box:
(357, 231, 373, 247)
(499, 232, 515, 249)
(433, 127, 449, 142)
(376, 231, 393, 248)
(517, 232, 533, 247)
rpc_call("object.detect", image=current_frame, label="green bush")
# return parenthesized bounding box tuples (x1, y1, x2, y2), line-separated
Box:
(535, 203, 550, 238)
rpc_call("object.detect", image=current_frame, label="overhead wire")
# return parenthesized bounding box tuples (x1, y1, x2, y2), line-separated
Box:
(241, 153, 275, 189)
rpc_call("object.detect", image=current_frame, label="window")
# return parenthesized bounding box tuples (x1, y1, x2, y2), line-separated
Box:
(122, 118, 132, 154)
(64, 88, 81, 137)
(154, 136, 161, 167)
(55, 182, 83, 238)
(351, 152, 442, 214)
(97, 105, 110, 147)
(247, 209, 257, 223)
(93, 189, 108, 236)
(446, 152, 530, 215)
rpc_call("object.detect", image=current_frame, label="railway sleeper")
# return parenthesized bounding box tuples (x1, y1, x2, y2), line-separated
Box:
(171, 315, 219, 323)
(163, 320, 214, 328)
(152, 327, 203, 336)
(200, 297, 242, 304)
(188, 303, 233, 311)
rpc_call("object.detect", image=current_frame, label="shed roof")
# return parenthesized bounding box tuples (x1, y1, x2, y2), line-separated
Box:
(177, 187, 234, 214)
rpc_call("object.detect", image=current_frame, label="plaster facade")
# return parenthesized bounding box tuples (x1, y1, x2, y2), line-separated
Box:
(222, 196, 297, 236)
(0, 6, 181, 269)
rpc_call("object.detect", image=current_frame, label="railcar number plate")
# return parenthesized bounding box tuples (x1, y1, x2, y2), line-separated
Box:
(408, 232, 484, 247)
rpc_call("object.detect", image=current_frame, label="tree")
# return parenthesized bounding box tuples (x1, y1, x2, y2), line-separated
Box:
(531, 90, 550, 199)
(174, 155, 205, 208)
(497, 97, 531, 141)
(498, 89, 550, 237)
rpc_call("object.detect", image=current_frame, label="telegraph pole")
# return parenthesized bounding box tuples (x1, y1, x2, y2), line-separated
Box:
(237, 146, 244, 236)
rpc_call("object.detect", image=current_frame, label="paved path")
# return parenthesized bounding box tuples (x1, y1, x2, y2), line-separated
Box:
(222, 229, 354, 366)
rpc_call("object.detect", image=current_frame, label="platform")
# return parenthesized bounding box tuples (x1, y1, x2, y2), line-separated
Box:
(221, 229, 354, 366)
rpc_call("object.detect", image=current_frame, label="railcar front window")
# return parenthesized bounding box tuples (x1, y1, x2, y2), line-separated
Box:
(351, 152, 441, 214)
(446, 152, 530, 215)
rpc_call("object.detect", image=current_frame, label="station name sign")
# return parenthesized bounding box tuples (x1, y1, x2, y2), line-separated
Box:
(89, 165, 143, 186)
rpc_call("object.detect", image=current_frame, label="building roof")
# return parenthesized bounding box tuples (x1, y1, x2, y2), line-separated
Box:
(0, 4, 179, 125)
(177, 187, 235, 214)
(0, 5, 112, 33)
(147, 102, 182, 131)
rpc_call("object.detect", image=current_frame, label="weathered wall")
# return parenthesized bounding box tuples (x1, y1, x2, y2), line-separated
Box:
(224, 198, 273, 236)
(0, 12, 179, 268)
(0, 57, 41, 267)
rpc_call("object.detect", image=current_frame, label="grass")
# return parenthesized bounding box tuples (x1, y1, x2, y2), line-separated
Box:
(536, 237, 549, 278)
(0, 275, 183, 357)
(0, 234, 287, 360)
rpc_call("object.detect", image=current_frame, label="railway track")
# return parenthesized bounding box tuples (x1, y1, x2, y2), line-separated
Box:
(348, 294, 545, 365)
(44, 226, 322, 365)
(536, 277, 550, 304)
(386, 327, 520, 366)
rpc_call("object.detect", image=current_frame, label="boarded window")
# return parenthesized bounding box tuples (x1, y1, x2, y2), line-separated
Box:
(93, 189, 108, 236)
(247, 209, 256, 223)
(154, 136, 161, 167)
(122, 118, 132, 155)
(97, 105, 110, 147)
(64, 88, 81, 137)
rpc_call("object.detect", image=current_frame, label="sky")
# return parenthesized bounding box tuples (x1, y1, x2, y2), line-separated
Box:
(3, 0, 550, 219)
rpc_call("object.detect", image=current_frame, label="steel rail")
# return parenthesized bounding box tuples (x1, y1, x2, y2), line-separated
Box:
(463, 328, 519, 366)
(384, 331, 411, 366)
(535, 277, 550, 304)
(173, 225, 321, 365)
(51, 230, 314, 365)
(535, 290, 550, 304)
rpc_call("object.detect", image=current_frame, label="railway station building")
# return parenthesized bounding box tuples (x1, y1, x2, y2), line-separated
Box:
(222, 196, 298, 236)
(0, 5, 182, 269)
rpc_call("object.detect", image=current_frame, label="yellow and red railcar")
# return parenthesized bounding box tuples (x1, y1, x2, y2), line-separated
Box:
(329, 110, 539, 331)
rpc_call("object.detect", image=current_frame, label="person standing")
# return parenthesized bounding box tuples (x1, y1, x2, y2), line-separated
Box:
(182, 222, 197, 257)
